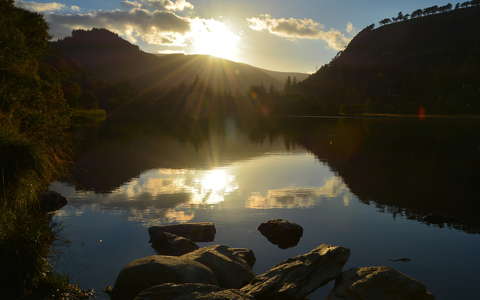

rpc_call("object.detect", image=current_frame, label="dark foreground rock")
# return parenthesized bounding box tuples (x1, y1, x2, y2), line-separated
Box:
(149, 222, 216, 242)
(135, 283, 253, 300)
(328, 266, 435, 300)
(111, 255, 218, 300)
(241, 244, 350, 299)
(112, 245, 254, 300)
(258, 219, 303, 249)
(40, 190, 67, 212)
(182, 245, 255, 289)
(150, 231, 199, 256)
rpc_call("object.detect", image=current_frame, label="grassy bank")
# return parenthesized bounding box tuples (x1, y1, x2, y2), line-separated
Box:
(0, 127, 94, 299)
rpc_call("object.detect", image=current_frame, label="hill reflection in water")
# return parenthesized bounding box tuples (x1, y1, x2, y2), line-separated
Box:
(60, 117, 480, 234)
(51, 117, 480, 299)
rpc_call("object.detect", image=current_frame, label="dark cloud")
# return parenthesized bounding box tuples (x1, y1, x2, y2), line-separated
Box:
(47, 8, 191, 46)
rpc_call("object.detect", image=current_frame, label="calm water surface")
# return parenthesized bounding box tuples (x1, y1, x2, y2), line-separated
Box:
(51, 118, 480, 299)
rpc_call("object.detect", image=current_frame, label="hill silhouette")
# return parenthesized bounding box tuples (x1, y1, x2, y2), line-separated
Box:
(52, 29, 307, 98)
(300, 5, 480, 115)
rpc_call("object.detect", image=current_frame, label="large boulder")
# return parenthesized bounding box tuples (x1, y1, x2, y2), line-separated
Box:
(258, 219, 303, 249)
(149, 222, 216, 242)
(241, 244, 350, 300)
(40, 190, 67, 212)
(182, 245, 255, 289)
(328, 266, 435, 300)
(134, 283, 253, 300)
(150, 231, 199, 256)
(111, 255, 218, 300)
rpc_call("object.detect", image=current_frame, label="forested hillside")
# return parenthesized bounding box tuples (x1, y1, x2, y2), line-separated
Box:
(299, 3, 480, 115)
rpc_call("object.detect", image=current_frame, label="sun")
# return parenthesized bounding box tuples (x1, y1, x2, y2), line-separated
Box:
(190, 19, 240, 61)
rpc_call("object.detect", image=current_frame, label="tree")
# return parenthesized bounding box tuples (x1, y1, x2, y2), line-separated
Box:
(284, 76, 292, 93)
(412, 9, 423, 18)
(379, 18, 392, 25)
(397, 11, 404, 21)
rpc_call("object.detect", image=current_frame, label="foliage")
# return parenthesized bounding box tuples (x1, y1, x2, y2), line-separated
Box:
(0, 2, 92, 299)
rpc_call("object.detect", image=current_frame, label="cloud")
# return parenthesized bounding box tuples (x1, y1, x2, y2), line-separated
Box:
(70, 5, 80, 12)
(247, 14, 352, 51)
(46, 8, 191, 46)
(346, 22, 355, 34)
(15, 0, 65, 12)
(246, 177, 351, 209)
(122, 0, 194, 11)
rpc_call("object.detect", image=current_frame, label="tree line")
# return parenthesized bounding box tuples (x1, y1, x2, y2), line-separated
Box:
(378, 1, 480, 26)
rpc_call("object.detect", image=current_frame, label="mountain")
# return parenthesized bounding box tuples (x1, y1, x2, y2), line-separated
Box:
(52, 29, 307, 98)
(300, 4, 480, 115)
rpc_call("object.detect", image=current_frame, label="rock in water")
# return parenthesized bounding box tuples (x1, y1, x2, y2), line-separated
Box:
(258, 219, 303, 249)
(111, 255, 218, 300)
(134, 283, 253, 300)
(328, 266, 435, 300)
(149, 222, 216, 242)
(150, 231, 199, 256)
(40, 190, 67, 212)
(182, 245, 255, 289)
(241, 244, 350, 299)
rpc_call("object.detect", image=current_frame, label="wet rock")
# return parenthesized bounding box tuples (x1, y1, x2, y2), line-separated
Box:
(39, 190, 67, 212)
(149, 222, 216, 242)
(150, 231, 199, 256)
(258, 219, 303, 249)
(231, 248, 256, 268)
(182, 245, 255, 289)
(135, 283, 253, 300)
(111, 255, 218, 300)
(241, 244, 350, 300)
(328, 266, 435, 300)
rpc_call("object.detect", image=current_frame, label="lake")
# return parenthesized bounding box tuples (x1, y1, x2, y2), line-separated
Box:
(50, 117, 480, 299)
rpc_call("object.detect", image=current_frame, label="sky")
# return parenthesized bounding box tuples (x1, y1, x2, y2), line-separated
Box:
(15, 0, 457, 73)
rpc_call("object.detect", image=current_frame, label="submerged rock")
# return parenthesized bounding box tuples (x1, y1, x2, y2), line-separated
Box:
(241, 244, 350, 299)
(134, 283, 253, 300)
(328, 266, 435, 300)
(40, 190, 67, 212)
(149, 222, 216, 242)
(258, 219, 303, 249)
(111, 255, 218, 300)
(182, 245, 255, 289)
(150, 231, 199, 256)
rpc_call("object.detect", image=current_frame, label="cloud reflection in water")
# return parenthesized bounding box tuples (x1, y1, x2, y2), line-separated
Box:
(246, 177, 351, 209)
(52, 167, 239, 225)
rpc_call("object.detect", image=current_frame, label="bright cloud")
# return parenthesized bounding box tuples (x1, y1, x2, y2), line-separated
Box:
(247, 14, 352, 51)
(122, 0, 194, 11)
(246, 177, 351, 209)
(346, 22, 355, 34)
(15, 0, 65, 12)
(70, 5, 80, 12)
